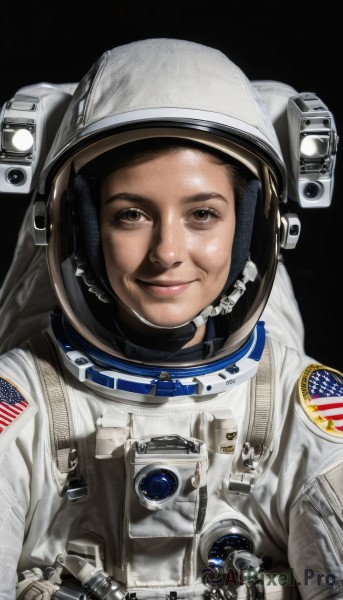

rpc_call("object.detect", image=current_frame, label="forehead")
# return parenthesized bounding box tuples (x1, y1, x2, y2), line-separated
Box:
(100, 148, 235, 202)
(102, 146, 227, 175)
(90, 140, 231, 181)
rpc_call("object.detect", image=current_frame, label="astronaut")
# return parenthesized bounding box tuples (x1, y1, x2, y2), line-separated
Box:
(0, 38, 342, 600)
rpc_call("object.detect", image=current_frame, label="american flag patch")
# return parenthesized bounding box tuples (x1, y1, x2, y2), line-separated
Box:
(0, 376, 29, 433)
(299, 364, 343, 438)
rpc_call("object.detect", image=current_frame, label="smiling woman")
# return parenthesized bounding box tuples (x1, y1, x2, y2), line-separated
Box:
(99, 143, 237, 342)
(65, 136, 259, 360)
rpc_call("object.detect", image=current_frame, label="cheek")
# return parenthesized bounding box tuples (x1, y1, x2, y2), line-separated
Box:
(209, 242, 232, 279)
(194, 224, 234, 277)
(101, 230, 153, 288)
(101, 230, 144, 281)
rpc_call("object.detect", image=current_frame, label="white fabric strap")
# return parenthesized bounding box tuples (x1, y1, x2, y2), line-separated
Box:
(247, 338, 274, 453)
(27, 331, 76, 476)
(229, 338, 274, 493)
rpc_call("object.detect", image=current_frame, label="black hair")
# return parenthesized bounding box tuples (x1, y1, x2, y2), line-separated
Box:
(81, 137, 249, 206)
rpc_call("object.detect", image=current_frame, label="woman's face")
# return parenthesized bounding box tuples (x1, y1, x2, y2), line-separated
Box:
(100, 147, 236, 334)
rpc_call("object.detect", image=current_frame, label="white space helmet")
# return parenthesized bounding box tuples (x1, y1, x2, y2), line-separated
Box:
(38, 38, 287, 368)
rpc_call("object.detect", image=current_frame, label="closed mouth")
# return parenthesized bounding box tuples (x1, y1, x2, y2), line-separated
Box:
(137, 279, 193, 297)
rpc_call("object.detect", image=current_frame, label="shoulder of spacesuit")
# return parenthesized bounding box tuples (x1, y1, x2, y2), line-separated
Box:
(296, 362, 343, 440)
(0, 346, 39, 454)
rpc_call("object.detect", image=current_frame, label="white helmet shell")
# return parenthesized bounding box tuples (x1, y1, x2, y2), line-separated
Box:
(40, 38, 285, 192)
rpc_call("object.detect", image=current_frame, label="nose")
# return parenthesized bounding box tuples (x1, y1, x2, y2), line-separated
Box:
(149, 219, 185, 268)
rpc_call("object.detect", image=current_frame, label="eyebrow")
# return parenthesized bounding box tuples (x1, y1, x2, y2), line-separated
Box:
(104, 191, 229, 205)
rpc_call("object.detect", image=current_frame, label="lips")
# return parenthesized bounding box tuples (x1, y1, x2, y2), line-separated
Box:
(137, 279, 193, 297)
(140, 280, 190, 286)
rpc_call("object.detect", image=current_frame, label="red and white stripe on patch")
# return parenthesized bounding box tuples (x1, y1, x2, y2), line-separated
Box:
(0, 376, 29, 433)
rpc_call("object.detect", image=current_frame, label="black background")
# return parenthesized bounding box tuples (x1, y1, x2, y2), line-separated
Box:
(1, 0, 342, 370)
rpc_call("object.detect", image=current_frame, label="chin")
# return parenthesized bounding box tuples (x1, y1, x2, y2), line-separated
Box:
(146, 317, 190, 329)
(140, 310, 194, 329)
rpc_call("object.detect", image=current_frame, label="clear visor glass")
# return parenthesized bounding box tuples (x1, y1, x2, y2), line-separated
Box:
(46, 128, 280, 367)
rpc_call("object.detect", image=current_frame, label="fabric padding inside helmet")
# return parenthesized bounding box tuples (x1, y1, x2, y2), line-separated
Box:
(226, 178, 261, 288)
(74, 173, 113, 298)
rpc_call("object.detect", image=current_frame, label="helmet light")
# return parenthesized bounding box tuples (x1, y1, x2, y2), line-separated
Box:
(299, 133, 330, 159)
(287, 92, 339, 207)
(4, 126, 35, 154)
(0, 95, 38, 193)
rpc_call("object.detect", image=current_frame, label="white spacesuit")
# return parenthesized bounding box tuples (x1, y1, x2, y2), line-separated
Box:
(0, 39, 342, 600)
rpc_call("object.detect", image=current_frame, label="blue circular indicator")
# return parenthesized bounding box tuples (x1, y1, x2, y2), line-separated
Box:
(139, 468, 178, 501)
(208, 534, 254, 567)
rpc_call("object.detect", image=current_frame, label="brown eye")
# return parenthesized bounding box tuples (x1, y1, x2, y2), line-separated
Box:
(116, 208, 147, 222)
(191, 208, 220, 222)
(124, 209, 141, 221)
(194, 209, 211, 221)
